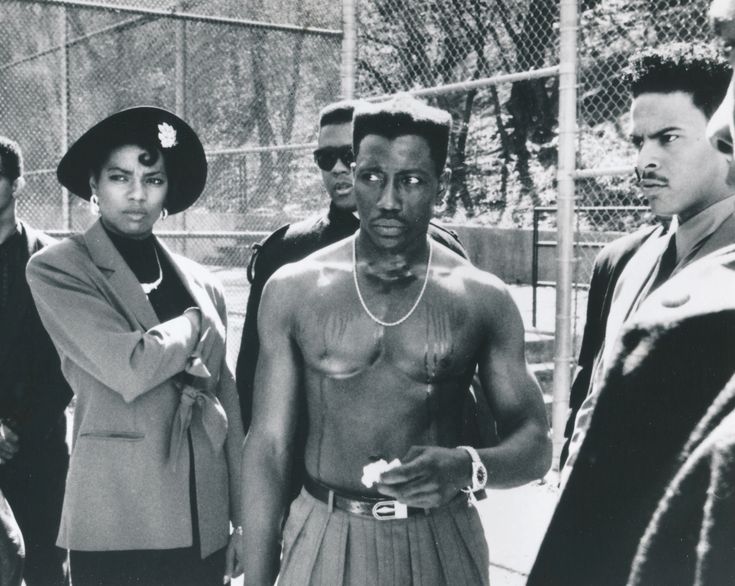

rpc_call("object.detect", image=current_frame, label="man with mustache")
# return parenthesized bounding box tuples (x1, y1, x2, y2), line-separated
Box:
(625, 2, 735, 583)
(560, 42, 733, 478)
(235, 100, 468, 501)
(237, 96, 551, 585)
(528, 43, 735, 586)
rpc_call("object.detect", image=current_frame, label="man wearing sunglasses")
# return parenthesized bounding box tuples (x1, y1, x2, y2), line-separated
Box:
(235, 100, 467, 502)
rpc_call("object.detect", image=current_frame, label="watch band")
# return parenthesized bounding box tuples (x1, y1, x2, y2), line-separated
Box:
(457, 445, 488, 492)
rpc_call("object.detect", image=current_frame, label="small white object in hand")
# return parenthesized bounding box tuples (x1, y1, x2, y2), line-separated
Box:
(361, 458, 401, 488)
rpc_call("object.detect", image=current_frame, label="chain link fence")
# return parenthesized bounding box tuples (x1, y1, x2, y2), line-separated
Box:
(0, 0, 344, 363)
(0, 0, 723, 362)
(2, 0, 342, 267)
(357, 0, 560, 228)
(574, 0, 713, 286)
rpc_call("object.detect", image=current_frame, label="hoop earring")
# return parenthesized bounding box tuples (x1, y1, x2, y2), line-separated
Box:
(160, 208, 168, 221)
(90, 194, 100, 215)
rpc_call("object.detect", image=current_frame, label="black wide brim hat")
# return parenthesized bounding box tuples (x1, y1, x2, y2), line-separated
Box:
(57, 106, 207, 214)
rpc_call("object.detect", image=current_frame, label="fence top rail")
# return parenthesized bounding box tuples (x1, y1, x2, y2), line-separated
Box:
(2, 1, 341, 73)
(31, 0, 343, 37)
(365, 66, 560, 101)
(573, 166, 635, 179)
(206, 142, 318, 156)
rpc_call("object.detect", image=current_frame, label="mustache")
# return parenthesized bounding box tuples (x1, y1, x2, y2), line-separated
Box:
(372, 212, 406, 223)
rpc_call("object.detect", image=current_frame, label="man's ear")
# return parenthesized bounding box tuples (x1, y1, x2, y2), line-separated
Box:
(11, 177, 25, 198)
(437, 168, 451, 203)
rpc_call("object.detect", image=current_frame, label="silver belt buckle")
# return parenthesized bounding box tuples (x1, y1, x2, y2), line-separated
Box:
(372, 500, 408, 520)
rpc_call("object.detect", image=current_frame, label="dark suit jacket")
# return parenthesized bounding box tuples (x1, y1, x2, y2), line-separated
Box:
(560, 226, 656, 466)
(528, 245, 735, 586)
(0, 222, 72, 481)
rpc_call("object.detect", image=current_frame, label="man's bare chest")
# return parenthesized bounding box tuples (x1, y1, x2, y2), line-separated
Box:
(292, 282, 483, 384)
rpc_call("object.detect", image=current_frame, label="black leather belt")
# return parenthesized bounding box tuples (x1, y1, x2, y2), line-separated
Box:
(303, 474, 486, 520)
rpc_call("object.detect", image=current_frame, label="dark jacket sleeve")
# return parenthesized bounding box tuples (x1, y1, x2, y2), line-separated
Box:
(9, 232, 72, 455)
(15, 306, 73, 451)
(235, 226, 290, 431)
(560, 226, 658, 467)
(560, 254, 608, 466)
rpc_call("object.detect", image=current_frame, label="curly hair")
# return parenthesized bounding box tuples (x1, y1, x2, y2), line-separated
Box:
(0, 136, 23, 181)
(624, 42, 731, 119)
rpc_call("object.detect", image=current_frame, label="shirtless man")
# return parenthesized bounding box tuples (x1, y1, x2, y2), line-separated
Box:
(238, 96, 551, 585)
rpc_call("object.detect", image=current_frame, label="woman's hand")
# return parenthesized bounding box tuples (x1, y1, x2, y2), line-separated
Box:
(224, 526, 244, 583)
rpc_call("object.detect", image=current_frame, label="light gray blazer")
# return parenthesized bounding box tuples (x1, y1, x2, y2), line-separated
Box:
(26, 220, 243, 557)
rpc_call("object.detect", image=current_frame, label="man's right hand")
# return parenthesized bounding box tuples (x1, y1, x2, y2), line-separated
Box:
(0, 423, 19, 464)
(377, 445, 471, 508)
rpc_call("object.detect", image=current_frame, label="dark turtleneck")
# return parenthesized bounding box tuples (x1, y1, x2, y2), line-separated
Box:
(102, 223, 195, 323)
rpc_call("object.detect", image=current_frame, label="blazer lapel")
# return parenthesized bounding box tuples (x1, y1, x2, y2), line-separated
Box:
(83, 221, 160, 331)
(609, 226, 666, 323)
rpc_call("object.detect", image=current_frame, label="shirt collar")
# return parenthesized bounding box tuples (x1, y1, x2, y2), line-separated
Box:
(674, 193, 735, 263)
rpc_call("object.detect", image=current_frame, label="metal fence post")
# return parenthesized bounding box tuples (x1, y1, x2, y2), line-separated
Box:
(341, 0, 356, 99)
(552, 0, 578, 467)
(175, 12, 188, 251)
(59, 6, 70, 231)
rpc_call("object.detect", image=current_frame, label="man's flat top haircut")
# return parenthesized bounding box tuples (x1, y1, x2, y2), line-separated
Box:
(352, 95, 452, 175)
(319, 100, 358, 129)
(624, 42, 731, 119)
(0, 137, 23, 180)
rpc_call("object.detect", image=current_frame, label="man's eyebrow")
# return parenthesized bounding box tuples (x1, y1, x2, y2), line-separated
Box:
(396, 168, 430, 175)
(648, 126, 683, 138)
(630, 126, 683, 140)
(356, 163, 381, 171)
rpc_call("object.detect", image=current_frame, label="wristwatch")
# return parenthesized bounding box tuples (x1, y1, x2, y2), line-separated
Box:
(457, 445, 488, 492)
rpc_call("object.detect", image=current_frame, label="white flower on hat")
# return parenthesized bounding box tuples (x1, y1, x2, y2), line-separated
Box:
(158, 122, 178, 149)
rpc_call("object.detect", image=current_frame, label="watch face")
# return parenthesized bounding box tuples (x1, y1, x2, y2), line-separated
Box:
(475, 463, 488, 487)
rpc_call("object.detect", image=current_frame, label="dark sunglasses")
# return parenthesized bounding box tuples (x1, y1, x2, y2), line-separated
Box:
(313, 146, 355, 171)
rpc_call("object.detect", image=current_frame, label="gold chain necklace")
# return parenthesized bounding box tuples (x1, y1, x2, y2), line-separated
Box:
(352, 235, 432, 327)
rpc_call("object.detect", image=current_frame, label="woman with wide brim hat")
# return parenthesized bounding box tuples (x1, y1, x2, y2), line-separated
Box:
(26, 106, 244, 586)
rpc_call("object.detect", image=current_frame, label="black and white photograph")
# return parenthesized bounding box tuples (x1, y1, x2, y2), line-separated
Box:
(0, 0, 733, 584)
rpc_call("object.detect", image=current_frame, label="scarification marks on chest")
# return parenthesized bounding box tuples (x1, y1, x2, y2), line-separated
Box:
(423, 304, 459, 383)
(316, 307, 383, 364)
